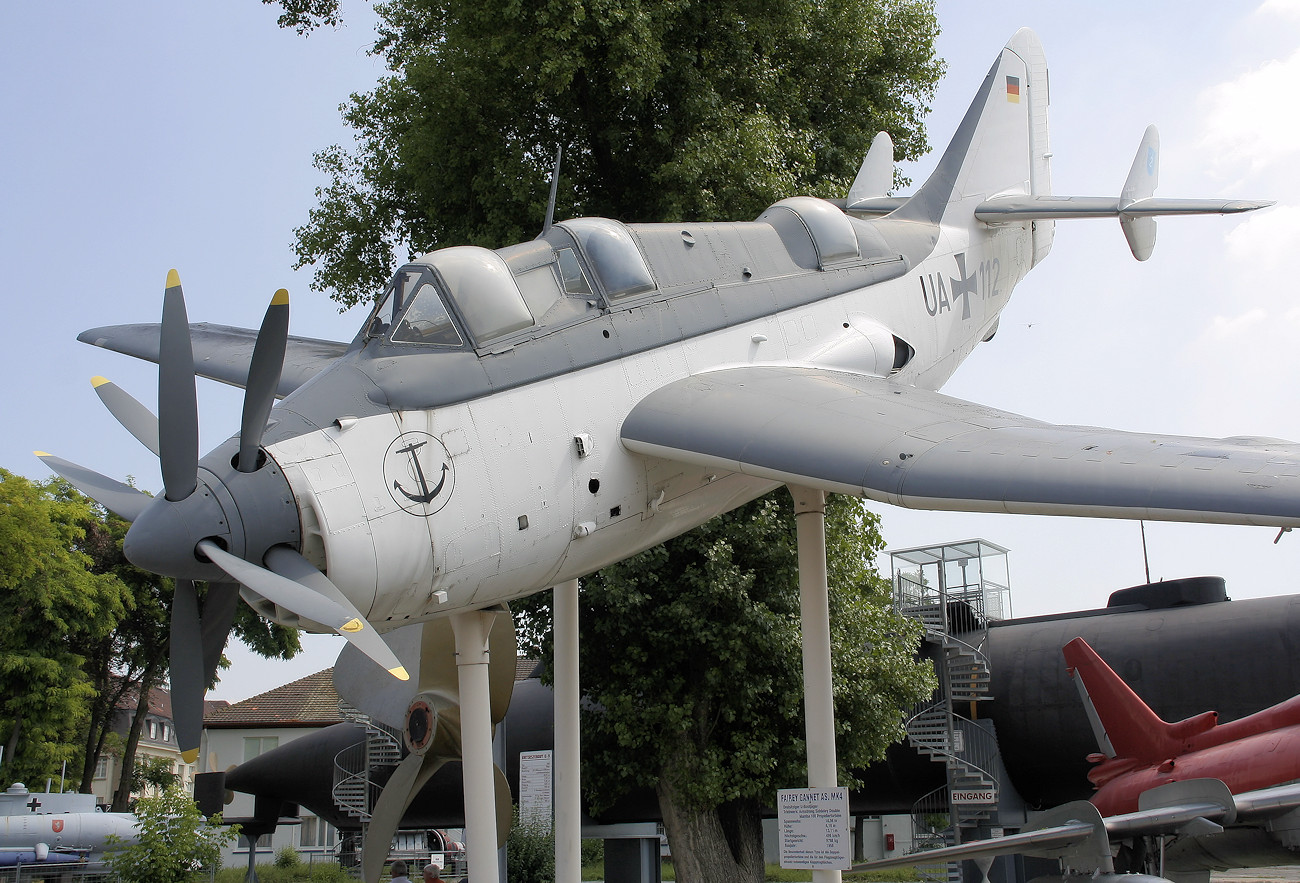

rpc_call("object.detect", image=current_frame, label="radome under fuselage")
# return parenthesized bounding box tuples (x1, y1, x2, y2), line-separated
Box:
(245, 203, 1030, 631)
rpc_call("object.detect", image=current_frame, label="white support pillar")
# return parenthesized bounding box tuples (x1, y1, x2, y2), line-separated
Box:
(553, 578, 582, 882)
(789, 485, 841, 883)
(452, 610, 501, 883)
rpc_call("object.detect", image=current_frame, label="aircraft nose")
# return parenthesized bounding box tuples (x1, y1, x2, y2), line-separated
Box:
(124, 436, 300, 580)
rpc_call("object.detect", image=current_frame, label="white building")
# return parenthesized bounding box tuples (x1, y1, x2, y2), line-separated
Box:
(201, 671, 343, 866)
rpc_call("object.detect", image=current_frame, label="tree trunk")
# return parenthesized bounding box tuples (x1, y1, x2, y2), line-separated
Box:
(655, 777, 766, 883)
(112, 663, 160, 812)
(81, 665, 136, 793)
(3, 715, 21, 777)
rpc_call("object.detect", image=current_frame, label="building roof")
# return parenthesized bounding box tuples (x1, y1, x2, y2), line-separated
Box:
(204, 660, 542, 729)
(113, 679, 175, 720)
(205, 669, 343, 728)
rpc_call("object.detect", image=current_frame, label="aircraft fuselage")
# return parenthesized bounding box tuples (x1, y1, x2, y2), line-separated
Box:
(243, 205, 1028, 630)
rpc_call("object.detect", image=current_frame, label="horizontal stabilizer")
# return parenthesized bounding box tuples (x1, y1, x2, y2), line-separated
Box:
(977, 124, 1272, 260)
(975, 195, 1272, 221)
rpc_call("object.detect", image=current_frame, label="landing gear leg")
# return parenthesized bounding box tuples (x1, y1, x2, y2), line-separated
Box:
(452, 609, 502, 882)
(554, 578, 582, 882)
(790, 485, 842, 883)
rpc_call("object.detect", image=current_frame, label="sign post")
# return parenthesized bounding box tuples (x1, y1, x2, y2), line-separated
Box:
(519, 750, 554, 830)
(777, 787, 851, 871)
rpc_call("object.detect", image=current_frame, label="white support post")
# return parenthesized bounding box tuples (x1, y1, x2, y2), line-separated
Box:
(789, 485, 841, 883)
(452, 610, 501, 883)
(553, 578, 582, 882)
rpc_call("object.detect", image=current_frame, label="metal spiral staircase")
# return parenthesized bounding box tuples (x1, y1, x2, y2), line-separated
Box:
(889, 540, 1012, 879)
(333, 701, 403, 823)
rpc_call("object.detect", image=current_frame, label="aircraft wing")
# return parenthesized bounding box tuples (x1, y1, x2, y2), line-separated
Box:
(78, 322, 348, 397)
(620, 365, 1300, 527)
(852, 780, 1300, 874)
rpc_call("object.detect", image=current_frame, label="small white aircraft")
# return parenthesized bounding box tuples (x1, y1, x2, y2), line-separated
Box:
(40, 28, 1284, 881)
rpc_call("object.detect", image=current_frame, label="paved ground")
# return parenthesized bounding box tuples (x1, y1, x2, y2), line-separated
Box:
(1213, 869, 1300, 883)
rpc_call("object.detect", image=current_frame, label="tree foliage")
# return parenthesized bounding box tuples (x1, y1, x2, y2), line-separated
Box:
(0, 466, 300, 800)
(517, 492, 935, 883)
(0, 470, 132, 784)
(107, 784, 237, 883)
(288, 0, 944, 306)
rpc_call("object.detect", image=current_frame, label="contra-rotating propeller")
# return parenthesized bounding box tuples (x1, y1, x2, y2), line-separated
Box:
(333, 611, 516, 883)
(37, 270, 407, 763)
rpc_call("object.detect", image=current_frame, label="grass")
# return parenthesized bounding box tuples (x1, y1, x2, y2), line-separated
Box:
(214, 862, 354, 883)
(578, 859, 922, 881)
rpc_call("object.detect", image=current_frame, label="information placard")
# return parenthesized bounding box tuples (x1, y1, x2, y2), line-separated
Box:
(519, 750, 554, 830)
(777, 787, 850, 870)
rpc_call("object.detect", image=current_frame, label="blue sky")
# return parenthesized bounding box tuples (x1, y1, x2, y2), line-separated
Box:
(3, 2, 1298, 700)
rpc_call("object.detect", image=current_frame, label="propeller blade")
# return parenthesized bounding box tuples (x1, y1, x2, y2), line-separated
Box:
(237, 290, 289, 473)
(92, 377, 160, 456)
(169, 580, 241, 765)
(159, 269, 198, 501)
(169, 580, 205, 764)
(200, 582, 241, 687)
(362, 751, 447, 883)
(34, 452, 150, 521)
(494, 762, 512, 847)
(198, 541, 409, 681)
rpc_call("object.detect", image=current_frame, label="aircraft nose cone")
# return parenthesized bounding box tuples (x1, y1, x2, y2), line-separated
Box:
(124, 482, 232, 582)
(124, 437, 301, 581)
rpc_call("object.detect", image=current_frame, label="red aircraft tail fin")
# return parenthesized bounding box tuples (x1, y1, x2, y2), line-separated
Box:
(1063, 637, 1216, 763)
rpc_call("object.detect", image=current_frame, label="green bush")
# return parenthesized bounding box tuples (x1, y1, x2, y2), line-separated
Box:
(579, 839, 603, 868)
(106, 784, 237, 883)
(275, 846, 303, 869)
(506, 817, 554, 883)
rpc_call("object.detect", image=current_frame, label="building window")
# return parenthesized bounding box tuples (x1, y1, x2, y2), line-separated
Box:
(147, 720, 157, 740)
(93, 756, 108, 780)
(243, 736, 279, 763)
(160, 722, 170, 743)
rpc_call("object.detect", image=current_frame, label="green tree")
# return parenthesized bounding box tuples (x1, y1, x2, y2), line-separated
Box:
(286, 0, 943, 306)
(107, 783, 237, 883)
(518, 492, 935, 883)
(0, 470, 132, 785)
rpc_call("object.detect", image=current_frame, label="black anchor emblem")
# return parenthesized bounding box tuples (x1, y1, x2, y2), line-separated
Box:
(393, 440, 450, 504)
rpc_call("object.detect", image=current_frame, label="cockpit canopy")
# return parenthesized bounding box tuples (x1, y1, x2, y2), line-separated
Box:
(369, 236, 607, 350)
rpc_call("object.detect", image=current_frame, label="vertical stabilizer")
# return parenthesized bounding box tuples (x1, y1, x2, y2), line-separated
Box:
(895, 27, 1052, 249)
(847, 132, 896, 208)
(1063, 637, 1217, 764)
(1120, 125, 1160, 260)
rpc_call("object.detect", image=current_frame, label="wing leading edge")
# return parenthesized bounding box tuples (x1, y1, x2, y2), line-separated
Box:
(620, 366, 1300, 528)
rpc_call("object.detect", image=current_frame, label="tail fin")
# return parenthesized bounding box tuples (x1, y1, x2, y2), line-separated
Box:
(894, 28, 1052, 245)
(846, 131, 897, 210)
(1064, 637, 1217, 764)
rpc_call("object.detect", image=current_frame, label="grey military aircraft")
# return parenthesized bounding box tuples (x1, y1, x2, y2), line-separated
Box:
(39, 28, 1285, 881)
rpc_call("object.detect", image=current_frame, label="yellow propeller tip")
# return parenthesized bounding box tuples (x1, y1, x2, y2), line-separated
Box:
(34, 451, 50, 458)
(166, 268, 181, 288)
(91, 376, 110, 388)
(271, 288, 289, 306)
(181, 749, 200, 765)
(389, 666, 411, 681)
(341, 618, 364, 633)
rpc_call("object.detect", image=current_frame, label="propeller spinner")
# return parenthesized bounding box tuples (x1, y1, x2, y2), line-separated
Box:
(38, 270, 407, 763)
